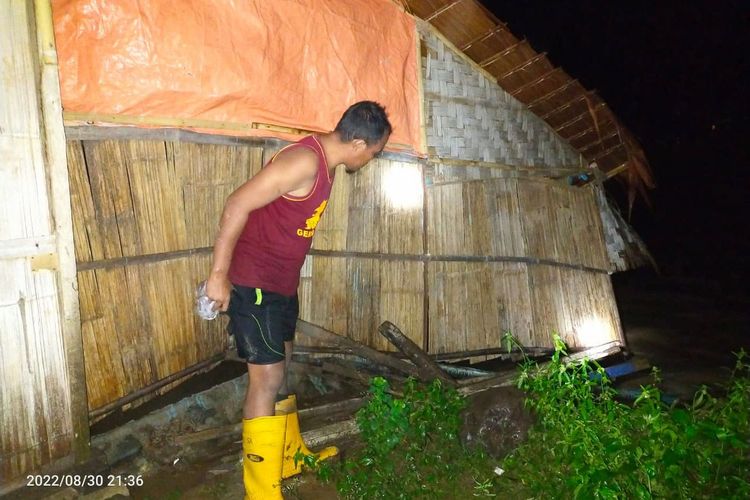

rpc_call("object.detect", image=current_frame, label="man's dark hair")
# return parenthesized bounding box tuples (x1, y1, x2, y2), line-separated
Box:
(334, 101, 392, 146)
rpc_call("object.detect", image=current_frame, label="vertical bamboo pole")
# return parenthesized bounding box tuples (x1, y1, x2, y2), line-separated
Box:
(33, 0, 90, 462)
(415, 26, 431, 352)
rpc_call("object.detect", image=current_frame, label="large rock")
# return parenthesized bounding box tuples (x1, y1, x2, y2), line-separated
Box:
(460, 386, 535, 459)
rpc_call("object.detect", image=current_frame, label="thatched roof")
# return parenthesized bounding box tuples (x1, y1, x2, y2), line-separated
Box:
(400, 0, 656, 204)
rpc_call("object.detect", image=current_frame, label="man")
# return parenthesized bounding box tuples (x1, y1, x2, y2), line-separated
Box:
(205, 101, 391, 499)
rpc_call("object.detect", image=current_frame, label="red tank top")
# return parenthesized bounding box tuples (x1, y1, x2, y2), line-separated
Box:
(228, 136, 333, 296)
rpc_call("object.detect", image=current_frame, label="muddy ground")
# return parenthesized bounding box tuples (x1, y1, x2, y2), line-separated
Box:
(13, 270, 750, 500)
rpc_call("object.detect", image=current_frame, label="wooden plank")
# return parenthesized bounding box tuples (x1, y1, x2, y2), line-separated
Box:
(378, 321, 455, 386)
(295, 319, 420, 379)
(379, 260, 424, 352)
(173, 395, 367, 447)
(458, 343, 623, 395)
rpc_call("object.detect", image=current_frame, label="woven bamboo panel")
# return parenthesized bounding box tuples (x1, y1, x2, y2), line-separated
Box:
(427, 176, 608, 270)
(0, 262, 74, 482)
(318, 159, 424, 254)
(298, 255, 424, 352)
(66, 133, 617, 410)
(428, 261, 621, 353)
(172, 142, 263, 248)
(77, 256, 226, 410)
(419, 22, 581, 168)
(517, 179, 609, 269)
(66, 139, 260, 409)
(594, 187, 654, 271)
(428, 261, 533, 353)
(528, 266, 623, 349)
(427, 177, 526, 258)
(404, 1, 655, 190)
(67, 140, 261, 263)
(0, 2, 75, 482)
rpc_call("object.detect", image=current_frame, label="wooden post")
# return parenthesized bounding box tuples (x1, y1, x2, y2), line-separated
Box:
(377, 321, 456, 387)
(34, 0, 90, 463)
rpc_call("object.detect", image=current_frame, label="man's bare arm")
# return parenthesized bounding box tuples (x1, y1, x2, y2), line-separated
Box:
(205, 147, 318, 310)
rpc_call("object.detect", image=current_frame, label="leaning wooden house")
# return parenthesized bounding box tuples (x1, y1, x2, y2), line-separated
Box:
(0, 0, 654, 489)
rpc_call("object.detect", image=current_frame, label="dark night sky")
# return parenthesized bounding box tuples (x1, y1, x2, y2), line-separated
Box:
(483, 0, 750, 290)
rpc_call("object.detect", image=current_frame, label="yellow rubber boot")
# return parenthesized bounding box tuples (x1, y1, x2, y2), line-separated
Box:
(242, 415, 286, 500)
(275, 394, 339, 478)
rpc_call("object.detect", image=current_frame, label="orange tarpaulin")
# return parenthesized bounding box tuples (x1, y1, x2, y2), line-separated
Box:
(52, 0, 423, 154)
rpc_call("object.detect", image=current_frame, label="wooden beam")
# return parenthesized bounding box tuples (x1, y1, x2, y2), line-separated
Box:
(89, 354, 225, 419)
(591, 143, 627, 161)
(498, 52, 548, 80)
(174, 397, 366, 447)
(63, 111, 322, 137)
(321, 361, 381, 388)
(415, 26, 428, 155)
(604, 162, 629, 180)
(580, 130, 622, 155)
(541, 94, 584, 119)
(553, 103, 607, 133)
(305, 249, 611, 274)
(510, 67, 562, 97)
(566, 120, 616, 143)
(425, 0, 466, 22)
(431, 346, 552, 361)
(527, 79, 579, 109)
(458, 343, 623, 395)
(300, 418, 360, 449)
(425, 155, 580, 175)
(540, 94, 603, 120)
(460, 23, 508, 51)
(76, 247, 213, 272)
(295, 319, 421, 378)
(478, 39, 526, 68)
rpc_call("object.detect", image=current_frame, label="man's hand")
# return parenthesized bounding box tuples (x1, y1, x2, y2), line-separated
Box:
(206, 273, 232, 312)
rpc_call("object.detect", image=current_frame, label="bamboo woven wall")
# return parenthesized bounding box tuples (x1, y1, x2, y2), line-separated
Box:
(403, 1, 655, 193)
(420, 22, 582, 169)
(65, 140, 262, 411)
(300, 156, 426, 350)
(0, 1, 77, 484)
(301, 151, 619, 354)
(429, 176, 618, 352)
(594, 187, 655, 272)
(63, 132, 621, 423)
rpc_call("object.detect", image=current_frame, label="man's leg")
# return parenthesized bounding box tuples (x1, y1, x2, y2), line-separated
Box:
(278, 341, 294, 396)
(244, 360, 286, 418)
(242, 360, 286, 499)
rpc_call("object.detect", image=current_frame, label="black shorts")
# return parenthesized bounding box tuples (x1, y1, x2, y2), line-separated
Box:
(226, 284, 298, 365)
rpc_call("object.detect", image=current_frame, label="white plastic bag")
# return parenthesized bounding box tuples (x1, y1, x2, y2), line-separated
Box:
(195, 280, 218, 320)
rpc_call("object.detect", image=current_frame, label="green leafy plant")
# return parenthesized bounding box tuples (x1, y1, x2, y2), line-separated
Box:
(307, 338, 749, 499)
(500, 338, 750, 499)
(317, 377, 501, 499)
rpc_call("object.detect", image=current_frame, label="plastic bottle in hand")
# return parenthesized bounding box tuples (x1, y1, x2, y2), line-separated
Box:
(195, 280, 218, 320)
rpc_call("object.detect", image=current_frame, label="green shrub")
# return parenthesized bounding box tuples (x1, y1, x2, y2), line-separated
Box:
(316, 377, 501, 499)
(311, 338, 749, 499)
(503, 337, 750, 499)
